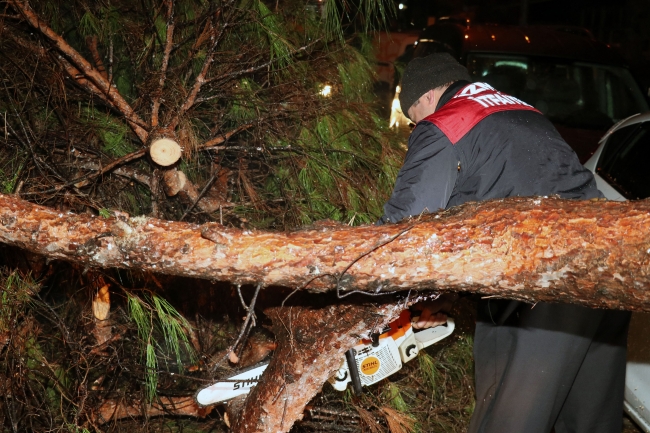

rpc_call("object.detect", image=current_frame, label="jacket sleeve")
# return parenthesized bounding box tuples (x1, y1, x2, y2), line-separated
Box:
(378, 122, 458, 225)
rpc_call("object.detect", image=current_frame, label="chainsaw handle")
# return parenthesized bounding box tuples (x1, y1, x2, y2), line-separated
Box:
(414, 317, 455, 350)
(345, 348, 363, 396)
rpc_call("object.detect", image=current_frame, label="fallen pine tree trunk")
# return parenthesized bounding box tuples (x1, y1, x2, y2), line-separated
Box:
(0, 193, 649, 310)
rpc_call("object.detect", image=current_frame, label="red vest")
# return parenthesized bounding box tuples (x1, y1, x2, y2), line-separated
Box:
(422, 82, 541, 145)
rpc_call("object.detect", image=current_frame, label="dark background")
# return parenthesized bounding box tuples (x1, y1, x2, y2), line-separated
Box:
(393, 0, 650, 90)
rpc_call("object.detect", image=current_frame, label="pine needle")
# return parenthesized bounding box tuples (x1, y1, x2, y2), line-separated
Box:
(381, 406, 417, 433)
(0, 270, 37, 334)
(256, 1, 294, 70)
(356, 406, 386, 433)
(127, 292, 196, 401)
(418, 351, 437, 389)
(383, 382, 408, 412)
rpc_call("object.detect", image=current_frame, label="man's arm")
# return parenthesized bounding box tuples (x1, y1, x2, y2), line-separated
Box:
(379, 122, 458, 225)
(378, 122, 460, 327)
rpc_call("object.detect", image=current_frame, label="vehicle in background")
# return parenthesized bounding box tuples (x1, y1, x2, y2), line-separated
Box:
(584, 112, 650, 432)
(390, 21, 649, 163)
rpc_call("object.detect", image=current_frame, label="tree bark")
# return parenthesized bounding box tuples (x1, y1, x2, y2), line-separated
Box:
(94, 396, 213, 423)
(0, 193, 649, 310)
(162, 168, 223, 212)
(229, 300, 404, 433)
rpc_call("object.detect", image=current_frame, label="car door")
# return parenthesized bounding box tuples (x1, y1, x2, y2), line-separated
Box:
(590, 119, 650, 432)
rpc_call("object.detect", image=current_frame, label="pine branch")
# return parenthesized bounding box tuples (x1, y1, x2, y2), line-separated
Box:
(22, 148, 147, 195)
(77, 161, 152, 189)
(206, 39, 322, 86)
(8, 0, 149, 142)
(151, 0, 175, 128)
(3, 30, 111, 105)
(169, 0, 245, 130)
(169, 17, 220, 129)
(86, 35, 108, 80)
(201, 122, 254, 149)
(20, 123, 248, 196)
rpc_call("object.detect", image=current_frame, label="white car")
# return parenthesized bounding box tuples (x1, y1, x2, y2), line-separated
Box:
(584, 112, 650, 432)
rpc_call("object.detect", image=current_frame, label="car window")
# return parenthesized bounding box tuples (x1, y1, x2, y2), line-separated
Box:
(465, 54, 649, 130)
(597, 122, 650, 200)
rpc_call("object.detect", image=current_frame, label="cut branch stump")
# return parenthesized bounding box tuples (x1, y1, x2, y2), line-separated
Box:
(161, 169, 221, 212)
(150, 138, 182, 167)
(92, 284, 111, 321)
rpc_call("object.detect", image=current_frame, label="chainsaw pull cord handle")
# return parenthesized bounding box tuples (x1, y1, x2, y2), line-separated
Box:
(345, 348, 363, 396)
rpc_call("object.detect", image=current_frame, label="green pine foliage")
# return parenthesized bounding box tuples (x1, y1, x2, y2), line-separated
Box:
(79, 107, 135, 157)
(0, 156, 25, 194)
(383, 382, 411, 413)
(256, 1, 295, 70)
(0, 0, 405, 228)
(0, 270, 37, 336)
(127, 292, 197, 402)
(420, 335, 476, 432)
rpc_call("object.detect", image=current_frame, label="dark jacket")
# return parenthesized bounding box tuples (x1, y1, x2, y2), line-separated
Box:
(379, 80, 601, 224)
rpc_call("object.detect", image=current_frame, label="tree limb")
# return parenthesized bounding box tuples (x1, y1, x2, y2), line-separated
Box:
(95, 396, 213, 424)
(201, 122, 253, 149)
(86, 35, 108, 80)
(230, 300, 404, 433)
(151, 0, 175, 128)
(8, 0, 149, 142)
(22, 148, 147, 194)
(169, 15, 221, 130)
(0, 194, 649, 311)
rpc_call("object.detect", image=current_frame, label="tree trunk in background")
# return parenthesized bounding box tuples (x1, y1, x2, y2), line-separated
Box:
(0, 193, 649, 310)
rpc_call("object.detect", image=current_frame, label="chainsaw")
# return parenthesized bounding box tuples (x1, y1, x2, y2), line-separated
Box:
(195, 310, 455, 406)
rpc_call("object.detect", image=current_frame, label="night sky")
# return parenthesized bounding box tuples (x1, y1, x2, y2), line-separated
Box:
(399, 0, 645, 31)
(393, 0, 650, 85)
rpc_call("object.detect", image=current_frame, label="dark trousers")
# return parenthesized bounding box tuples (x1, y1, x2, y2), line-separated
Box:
(468, 300, 631, 433)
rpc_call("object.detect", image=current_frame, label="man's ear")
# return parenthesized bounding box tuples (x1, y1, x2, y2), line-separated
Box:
(425, 89, 437, 106)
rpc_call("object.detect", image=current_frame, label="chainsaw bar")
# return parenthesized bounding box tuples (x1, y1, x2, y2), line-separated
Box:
(195, 314, 455, 406)
(196, 362, 269, 406)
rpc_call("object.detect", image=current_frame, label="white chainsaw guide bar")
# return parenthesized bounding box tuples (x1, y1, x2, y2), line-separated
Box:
(196, 315, 454, 406)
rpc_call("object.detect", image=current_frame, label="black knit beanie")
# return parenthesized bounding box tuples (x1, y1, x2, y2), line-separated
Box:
(399, 52, 471, 115)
